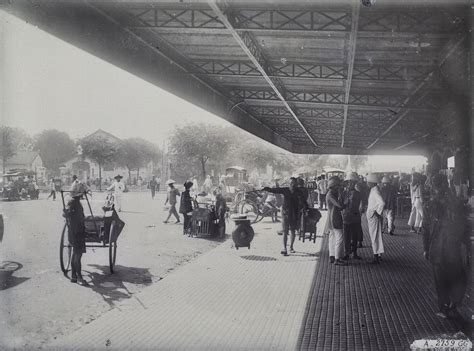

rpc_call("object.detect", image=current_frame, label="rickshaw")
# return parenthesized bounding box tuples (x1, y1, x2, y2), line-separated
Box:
(59, 191, 125, 275)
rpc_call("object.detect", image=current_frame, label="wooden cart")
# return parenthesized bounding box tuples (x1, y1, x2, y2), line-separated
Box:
(60, 191, 124, 275)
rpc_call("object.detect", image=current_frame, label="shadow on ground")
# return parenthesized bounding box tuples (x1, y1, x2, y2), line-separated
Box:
(83, 265, 153, 307)
(0, 261, 29, 290)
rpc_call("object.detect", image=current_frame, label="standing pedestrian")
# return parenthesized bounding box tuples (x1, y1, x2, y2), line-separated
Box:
(179, 181, 194, 235)
(164, 179, 180, 224)
(356, 180, 369, 248)
(366, 173, 385, 264)
(47, 178, 56, 200)
(149, 176, 158, 199)
(107, 175, 126, 212)
(326, 176, 347, 266)
(408, 173, 424, 233)
(64, 182, 88, 285)
(381, 176, 397, 235)
(263, 177, 306, 255)
(422, 174, 470, 319)
(214, 191, 227, 238)
(342, 172, 363, 260)
(203, 175, 213, 194)
(317, 174, 328, 210)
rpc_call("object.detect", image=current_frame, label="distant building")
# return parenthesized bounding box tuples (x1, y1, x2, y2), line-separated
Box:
(60, 129, 155, 184)
(0, 151, 46, 179)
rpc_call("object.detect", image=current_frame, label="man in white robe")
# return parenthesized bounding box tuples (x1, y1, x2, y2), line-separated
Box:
(107, 175, 126, 212)
(366, 173, 385, 264)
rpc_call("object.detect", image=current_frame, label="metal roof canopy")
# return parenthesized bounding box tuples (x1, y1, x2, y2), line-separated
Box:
(2, 0, 471, 155)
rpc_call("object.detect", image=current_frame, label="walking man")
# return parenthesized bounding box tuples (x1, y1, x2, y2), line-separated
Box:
(149, 176, 158, 199)
(47, 178, 56, 200)
(366, 173, 385, 264)
(326, 176, 346, 265)
(107, 175, 126, 212)
(263, 177, 306, 255)
(164, 179, 180, 224)
(381, 176, 397, 235)
(317, 174, 328, 210)
(342, 172, 363, 260)
(423, 174, 470, 319)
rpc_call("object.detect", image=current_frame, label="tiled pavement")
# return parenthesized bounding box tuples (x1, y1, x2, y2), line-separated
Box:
(50, 214, 472, 351)
(297, 220, 473, 351)
(49, 217, 326, 351)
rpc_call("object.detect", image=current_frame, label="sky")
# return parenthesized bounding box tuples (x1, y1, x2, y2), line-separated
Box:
(0, 10, 426, 172)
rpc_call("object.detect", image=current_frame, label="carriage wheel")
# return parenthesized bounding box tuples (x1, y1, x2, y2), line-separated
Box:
(238, 200, 259, 224)
(59, 224, 72, 274)
(108, 220, 117, 274)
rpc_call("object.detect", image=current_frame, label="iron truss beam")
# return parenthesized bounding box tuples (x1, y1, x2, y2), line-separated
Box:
(231, 89, 439, 111)
(192, 60, 434, 82)
(126, 7, 465, 34)
(208, 0, 319, 148)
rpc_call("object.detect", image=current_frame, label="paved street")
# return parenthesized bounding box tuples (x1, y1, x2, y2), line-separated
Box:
(0, 191, 221, 349)
(1, 193, 472, 350)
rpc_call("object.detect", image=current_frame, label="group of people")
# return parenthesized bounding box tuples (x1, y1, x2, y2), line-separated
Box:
(2, 175, 39, 200)
(163, 179, 227, 238)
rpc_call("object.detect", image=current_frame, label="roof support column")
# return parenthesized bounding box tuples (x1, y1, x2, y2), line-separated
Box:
(470, 4, 474, 191)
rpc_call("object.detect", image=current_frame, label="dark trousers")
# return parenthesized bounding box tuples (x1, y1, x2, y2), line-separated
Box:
(183, 214, 192, 234)
(48, 190, 56, 200)
(319, 194, 327, 209)
(343, 222, 362, 256)
(151, 187, 156, 199)
(433, 263, 467, 310)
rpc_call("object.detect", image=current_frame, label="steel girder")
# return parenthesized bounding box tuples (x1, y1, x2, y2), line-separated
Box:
(126, 6, 465, 34)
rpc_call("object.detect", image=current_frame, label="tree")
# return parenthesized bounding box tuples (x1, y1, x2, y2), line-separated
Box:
(34, 129, 76, 172)
(0, 126, 32, 173)
(117, 138, 162, 183)
(80, 135, 119, 190)
(169, 123, 231, 180)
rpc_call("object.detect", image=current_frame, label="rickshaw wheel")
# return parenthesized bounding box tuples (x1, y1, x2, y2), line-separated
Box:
(60, 224, 72, 275)
(108, 220, 117, 274)
(238, 200, 259, 224)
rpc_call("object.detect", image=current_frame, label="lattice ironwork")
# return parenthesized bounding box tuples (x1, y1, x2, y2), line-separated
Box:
(232, 9, 351, 31)
(232, 88, 439, 110)
(358, 10, 465, 33)
(194, 60, 435, 82)
(126, 7, 463, 34)
(129, 8, 225, 28)
(194, 61, 260, 76)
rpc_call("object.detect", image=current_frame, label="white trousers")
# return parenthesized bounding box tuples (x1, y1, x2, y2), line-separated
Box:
(328, 228, 344, 259)
(383, 209, 394, 233)
(408, 199, 423, 228)
(114, 195, 122, 212)
(367, 214, 384, 255)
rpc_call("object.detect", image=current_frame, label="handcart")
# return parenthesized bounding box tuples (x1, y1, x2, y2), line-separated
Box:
(190, 202, 218, 238)
(299, 208, 322, 243)
(59, 191, 125, 275)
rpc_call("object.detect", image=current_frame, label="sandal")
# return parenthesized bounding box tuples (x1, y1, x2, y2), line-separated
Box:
(290, 248, 295, 253)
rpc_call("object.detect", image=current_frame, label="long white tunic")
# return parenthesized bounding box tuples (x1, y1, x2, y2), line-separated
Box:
(367, 186, 385, 255)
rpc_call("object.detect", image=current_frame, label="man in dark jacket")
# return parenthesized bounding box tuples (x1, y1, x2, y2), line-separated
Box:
(342, 172, 362, 260)
(64, 182, 88, 285)
(422, 174, 470, 319)
(179, 181, 194, 235)
(264, 177, 306, 255)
